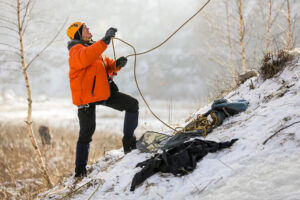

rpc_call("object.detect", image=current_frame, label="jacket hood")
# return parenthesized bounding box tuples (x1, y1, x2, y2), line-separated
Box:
(67, 39, 95, 50)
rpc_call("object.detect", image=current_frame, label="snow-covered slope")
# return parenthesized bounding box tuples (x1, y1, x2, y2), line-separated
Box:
(41, 50, 300, 200)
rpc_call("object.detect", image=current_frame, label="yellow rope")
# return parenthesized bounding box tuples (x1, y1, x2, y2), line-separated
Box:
(113, 37, 177, 131)
(125, 0, 211, 58)
(111, 38, 117, 64)
(111, 0, 211, 133)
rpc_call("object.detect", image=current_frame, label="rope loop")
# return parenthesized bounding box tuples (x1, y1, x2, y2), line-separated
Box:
(111, 0, 211, 133)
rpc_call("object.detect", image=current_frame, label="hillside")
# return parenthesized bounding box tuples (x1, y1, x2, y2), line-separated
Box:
(41, 49, 300, 200)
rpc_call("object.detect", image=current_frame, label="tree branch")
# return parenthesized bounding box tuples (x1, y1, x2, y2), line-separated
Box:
(0, 67, 22, 72)
(0, 43, 19, 50)
(0, 1, 17, 11)
(26, 17, 68, 69)
(0, 18, 18, 27)
(0, 32, 19, 40)
(0, 15, 16, 24)
(0, 26, 19, 34)
(0, 49, 21, 57)
(0, 60, 21, 63)
(22, 21, 29, 35)
(21, 0, 31, 30)
(270, 1, 286, 27)
(263, 121, 300, 145)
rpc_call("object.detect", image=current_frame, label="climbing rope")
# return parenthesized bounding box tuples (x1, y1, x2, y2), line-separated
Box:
(111, 38, 117, 62)
(113, 37, 177, 131)
(111, 0, 211, 133)
(180, 111, 218, 137)
(125, 0, 211, 58)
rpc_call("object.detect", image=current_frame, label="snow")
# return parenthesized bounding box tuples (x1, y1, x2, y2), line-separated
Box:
(38, 52, 300, 199)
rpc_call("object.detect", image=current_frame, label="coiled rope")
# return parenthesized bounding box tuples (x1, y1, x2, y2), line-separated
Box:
(112, 0, 211, 133)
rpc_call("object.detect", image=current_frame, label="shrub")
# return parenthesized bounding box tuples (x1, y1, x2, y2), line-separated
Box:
(260, 50, 293, 80)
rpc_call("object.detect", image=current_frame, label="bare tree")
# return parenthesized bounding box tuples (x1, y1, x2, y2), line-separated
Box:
(18, 0, 53, 188)
(225, 0, 237, 87)
(237, 0, 247, 73)
(286, 0, 293, 49)
(266, 0, 272, 54)
(265, 0, 297, 50)
(197, 0, 241, 97)
(253, 0, 294, 53)
(0, 0, 66, 188)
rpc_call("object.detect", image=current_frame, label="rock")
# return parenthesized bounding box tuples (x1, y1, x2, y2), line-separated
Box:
(238, 69, 258, 84)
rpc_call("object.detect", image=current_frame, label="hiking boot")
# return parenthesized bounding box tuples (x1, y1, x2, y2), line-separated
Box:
(131, 136, 137, 150)
(122, 136, 131, 154)
(75, 168, 87, 178)
(122, 136, 137, 154)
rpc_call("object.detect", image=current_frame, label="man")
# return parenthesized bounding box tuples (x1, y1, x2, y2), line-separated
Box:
(66, 22, 139, 177)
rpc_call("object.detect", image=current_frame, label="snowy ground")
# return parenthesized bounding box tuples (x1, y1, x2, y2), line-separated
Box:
(36, 50, 300, 199)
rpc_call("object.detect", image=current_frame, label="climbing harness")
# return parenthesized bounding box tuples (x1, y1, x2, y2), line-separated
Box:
(111, 0, 212, 133)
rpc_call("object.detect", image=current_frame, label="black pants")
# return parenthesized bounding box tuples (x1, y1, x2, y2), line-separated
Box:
(77, 91, 139, 144)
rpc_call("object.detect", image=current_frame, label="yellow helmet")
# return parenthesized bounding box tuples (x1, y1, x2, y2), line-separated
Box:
(66, 22, 83, 40)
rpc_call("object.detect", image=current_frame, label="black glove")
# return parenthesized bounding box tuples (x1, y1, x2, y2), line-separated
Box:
(116, 56, 127, 68)
(101, 27, 117, 45)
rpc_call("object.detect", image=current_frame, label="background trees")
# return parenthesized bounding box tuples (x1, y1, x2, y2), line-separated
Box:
(198, 0, 299, 99)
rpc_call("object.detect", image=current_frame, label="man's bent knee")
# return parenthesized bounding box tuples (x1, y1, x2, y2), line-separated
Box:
(77, 137, 92, 144)
(128, 98, 139, 113)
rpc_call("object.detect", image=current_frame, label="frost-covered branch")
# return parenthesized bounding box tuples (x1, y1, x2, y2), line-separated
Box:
(0, 42, 19, 50)
(0, 18, 18, 27)
(0, 25, 18, 34)
(0, 1, 17, 11)
(21, 0, 31, 30)
(0, 49, 21, 56)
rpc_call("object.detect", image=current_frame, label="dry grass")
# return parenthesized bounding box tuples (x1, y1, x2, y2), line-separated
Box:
(260, 50, 293, 80)
(0, 122, 122, 200)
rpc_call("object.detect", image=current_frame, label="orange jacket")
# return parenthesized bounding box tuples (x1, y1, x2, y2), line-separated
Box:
(68, 40, 121, 106)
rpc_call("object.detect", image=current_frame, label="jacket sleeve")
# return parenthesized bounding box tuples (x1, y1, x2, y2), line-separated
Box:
(69, 40, 107, 70)
(105, 56, 121, 76)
